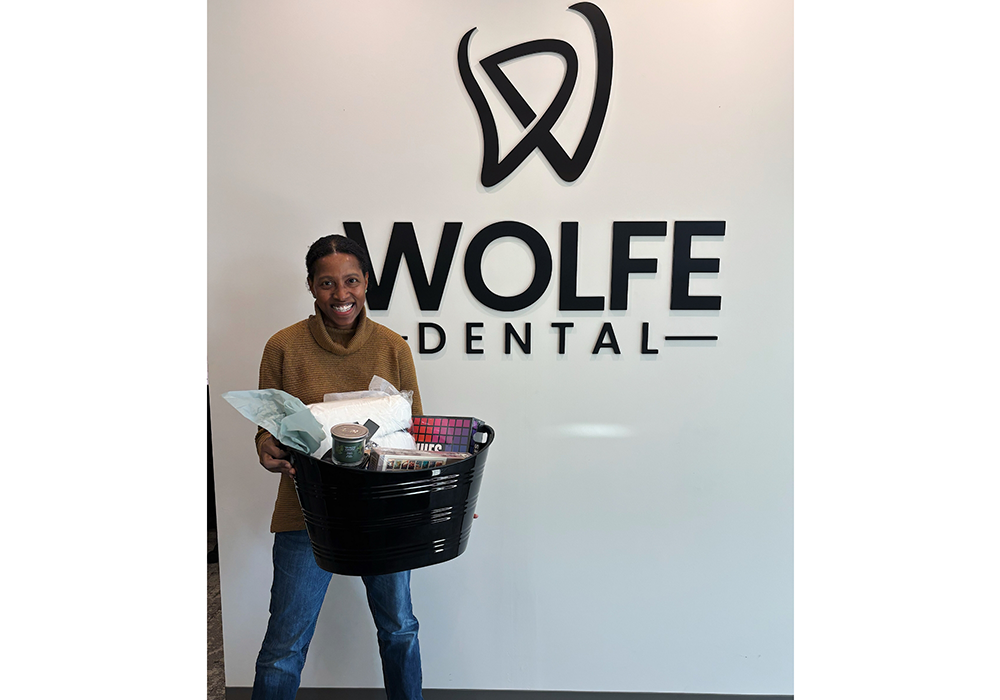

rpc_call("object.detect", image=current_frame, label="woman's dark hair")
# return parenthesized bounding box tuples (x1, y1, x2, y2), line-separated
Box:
(305, 235, 372, 282)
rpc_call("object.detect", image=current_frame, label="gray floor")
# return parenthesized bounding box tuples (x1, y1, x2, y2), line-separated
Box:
(209, 528, 226, 700)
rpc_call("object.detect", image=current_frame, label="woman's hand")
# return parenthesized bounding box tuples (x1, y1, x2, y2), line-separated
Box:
(259, 436, 294, 477)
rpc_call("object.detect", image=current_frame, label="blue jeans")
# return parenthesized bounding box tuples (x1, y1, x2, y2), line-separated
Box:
(251, 530, 422, 700)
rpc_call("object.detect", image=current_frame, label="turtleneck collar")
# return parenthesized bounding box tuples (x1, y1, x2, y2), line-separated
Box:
(307, 303, 375, 356)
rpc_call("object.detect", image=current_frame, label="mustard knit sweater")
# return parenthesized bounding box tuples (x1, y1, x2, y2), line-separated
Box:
(255, 305, 423, 532)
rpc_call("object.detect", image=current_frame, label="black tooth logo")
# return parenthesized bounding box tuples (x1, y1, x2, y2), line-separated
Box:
(458, 2, 613, 188)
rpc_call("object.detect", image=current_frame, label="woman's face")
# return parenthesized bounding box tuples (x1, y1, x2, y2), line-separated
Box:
(309, 252, 368, 330)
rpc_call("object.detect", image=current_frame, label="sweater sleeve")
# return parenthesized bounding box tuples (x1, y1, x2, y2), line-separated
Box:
(254, 335, 284, 455)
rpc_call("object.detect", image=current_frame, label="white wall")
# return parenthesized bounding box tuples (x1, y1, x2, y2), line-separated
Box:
(209, 0, 791, 694)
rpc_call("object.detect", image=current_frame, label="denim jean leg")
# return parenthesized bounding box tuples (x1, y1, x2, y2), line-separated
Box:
(251, 530, 332, 700)
(362, 570, 423, 700)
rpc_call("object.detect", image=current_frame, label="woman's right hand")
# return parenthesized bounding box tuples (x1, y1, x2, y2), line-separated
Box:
(259, 436, 294, 477)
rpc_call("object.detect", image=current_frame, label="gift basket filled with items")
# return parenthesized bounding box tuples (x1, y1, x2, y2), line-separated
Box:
(224, 377, 494, 576)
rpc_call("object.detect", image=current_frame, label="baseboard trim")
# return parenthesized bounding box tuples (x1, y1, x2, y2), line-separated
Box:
(226, 688, 791, 700)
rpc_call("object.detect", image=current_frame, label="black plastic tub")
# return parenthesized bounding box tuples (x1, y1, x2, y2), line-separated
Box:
(289, 421, 494, 576)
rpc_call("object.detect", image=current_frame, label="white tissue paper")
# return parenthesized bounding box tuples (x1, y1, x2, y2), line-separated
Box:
(307, 376, 417, 458)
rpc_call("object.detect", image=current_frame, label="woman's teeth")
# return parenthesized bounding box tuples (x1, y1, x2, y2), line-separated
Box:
(333, 303, 354, 312)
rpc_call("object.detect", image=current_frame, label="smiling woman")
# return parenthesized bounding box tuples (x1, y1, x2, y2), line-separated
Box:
(249, 233, 426, 700)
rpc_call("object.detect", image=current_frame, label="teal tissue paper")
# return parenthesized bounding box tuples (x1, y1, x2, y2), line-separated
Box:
(221, 389, 326, 455)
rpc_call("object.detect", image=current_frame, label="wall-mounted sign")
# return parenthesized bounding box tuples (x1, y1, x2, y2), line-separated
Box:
(345, 219, 724, 355)
(342, 3, 723, 355)
(459, 2, 614, 187)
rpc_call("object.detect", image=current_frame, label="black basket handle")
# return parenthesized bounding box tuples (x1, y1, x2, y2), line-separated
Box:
(473, 423, 494, 452)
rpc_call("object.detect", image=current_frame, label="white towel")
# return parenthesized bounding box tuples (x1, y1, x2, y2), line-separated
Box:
(307, 393, 415, 458)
